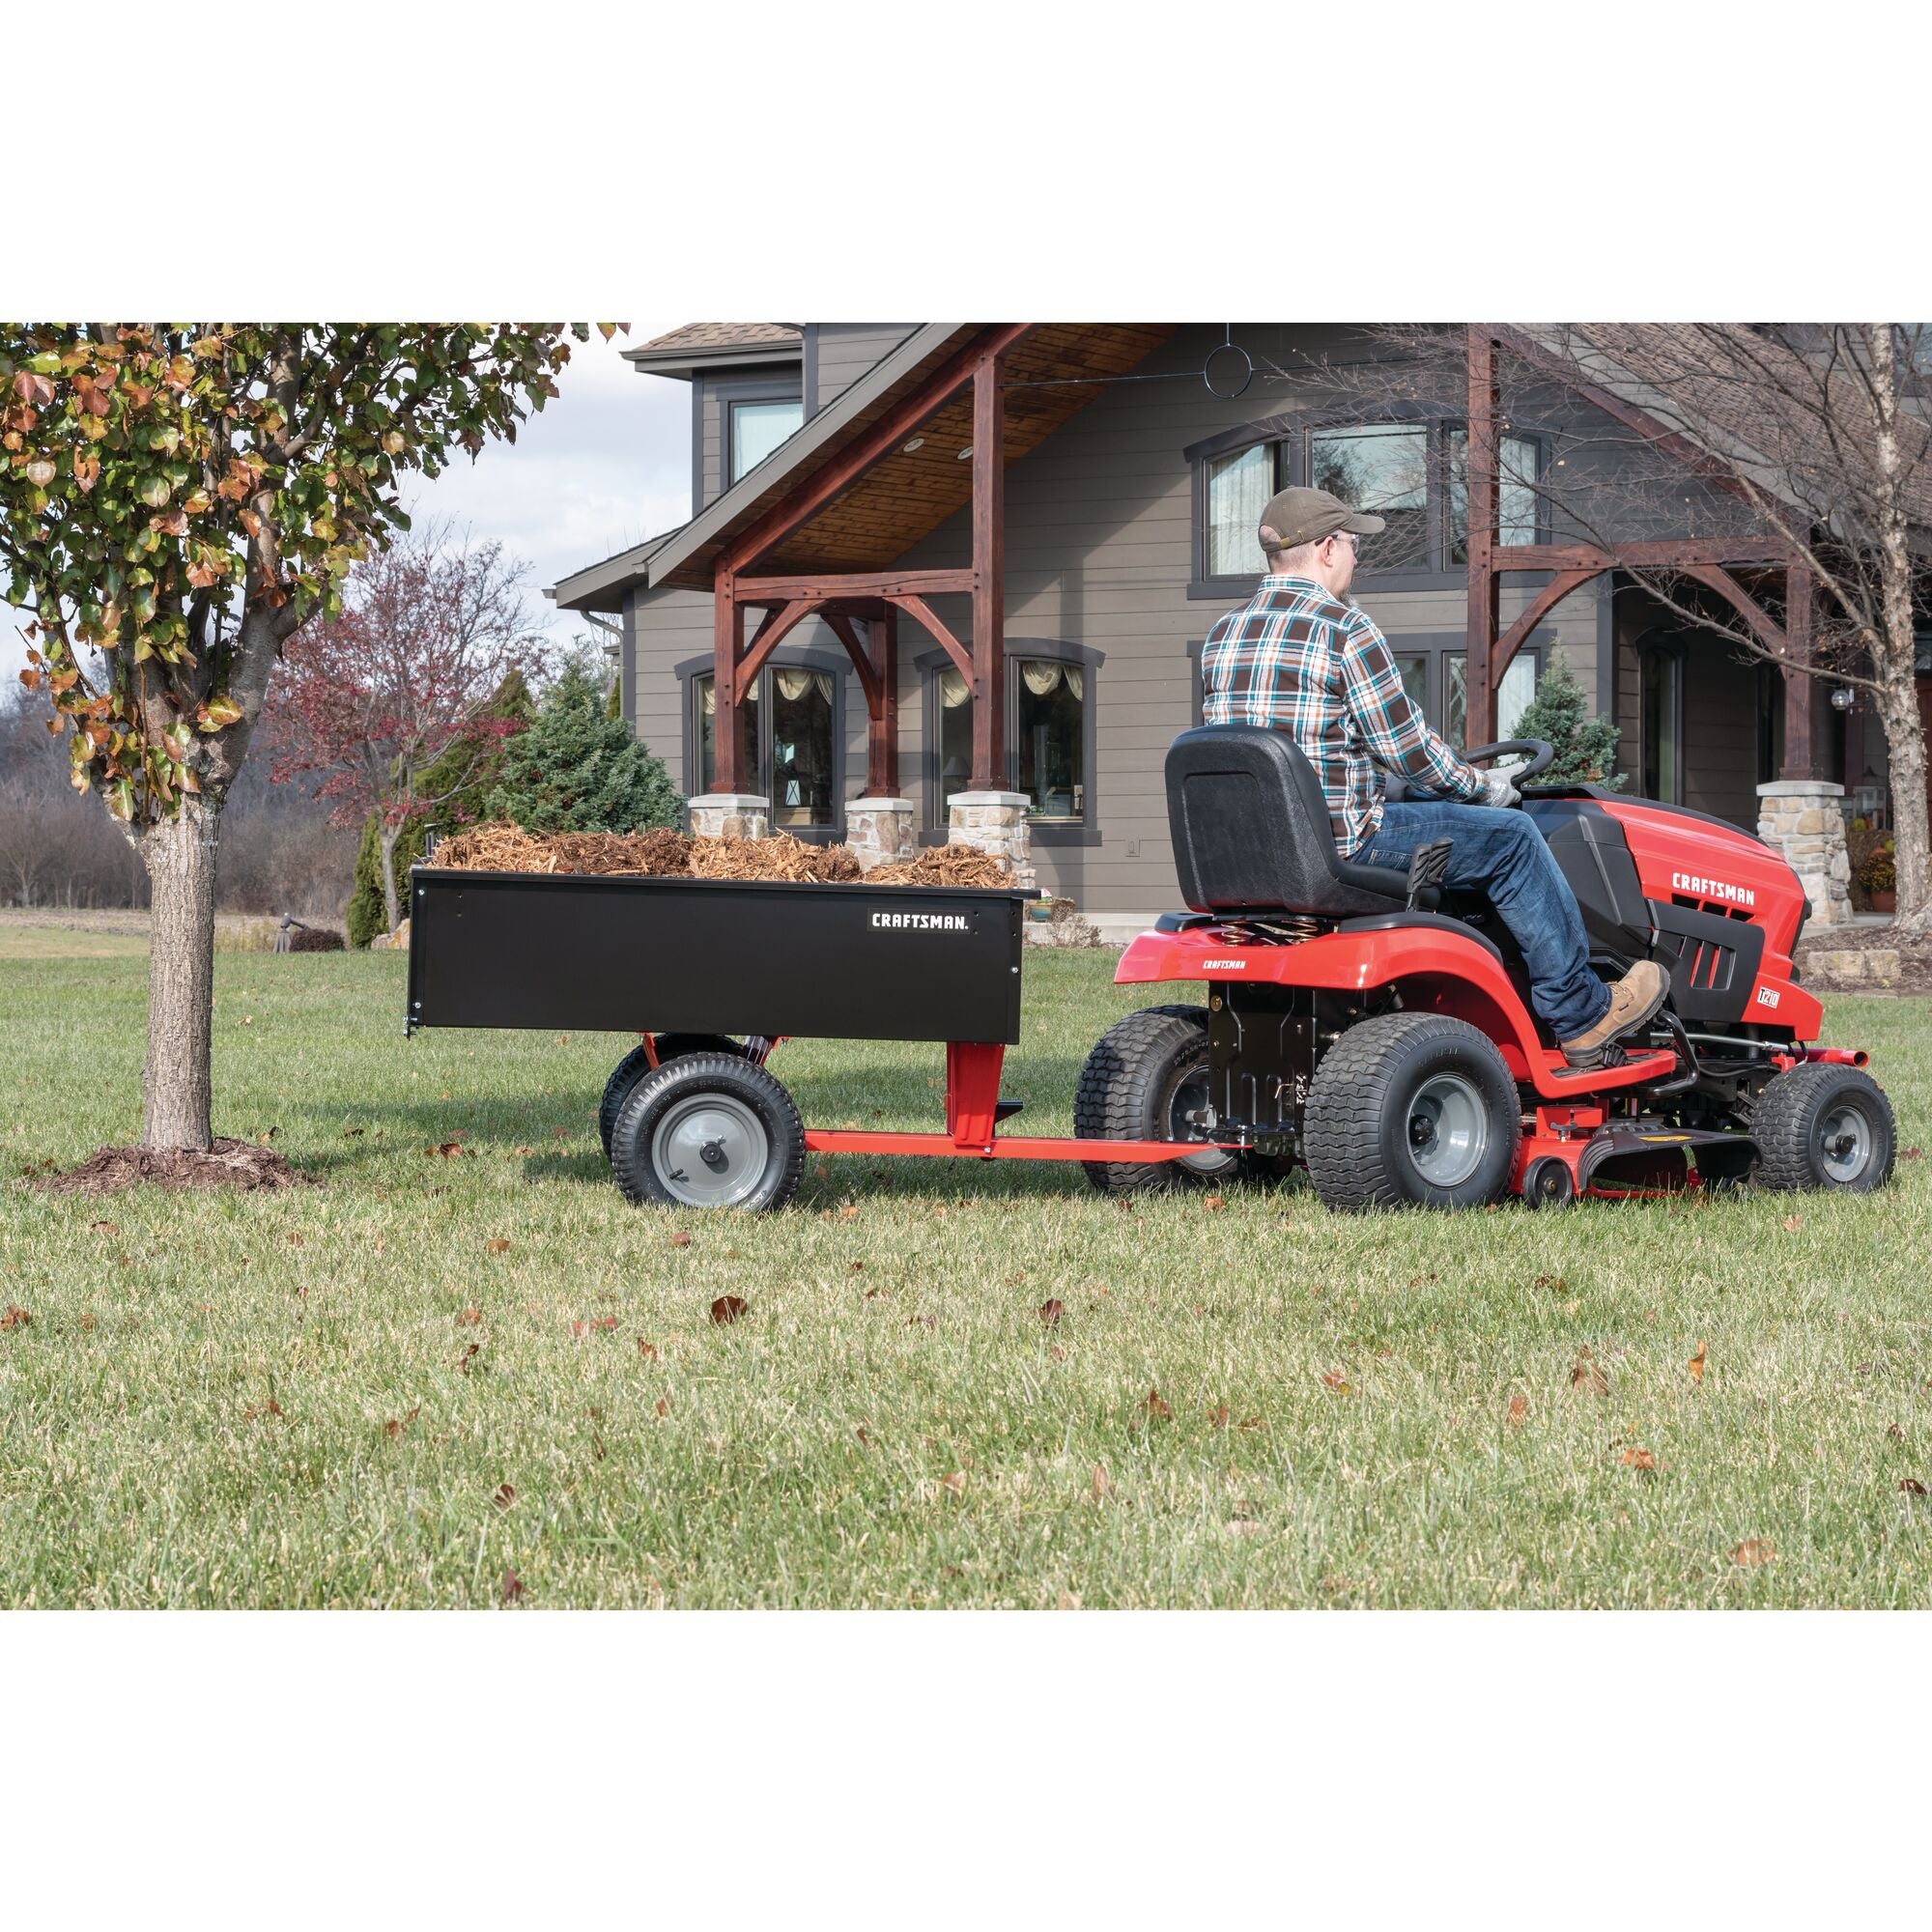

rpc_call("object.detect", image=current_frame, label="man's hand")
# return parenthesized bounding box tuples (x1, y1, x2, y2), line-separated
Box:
(1480, 772, 1521, 810)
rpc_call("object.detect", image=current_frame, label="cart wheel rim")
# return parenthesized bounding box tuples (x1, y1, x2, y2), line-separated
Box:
(650, 1094, 772, 1208)
(1405, 1072, 1488, 1188)
(1166, 1059, 1236, 1175)
(1817, 1102, 1872, 1184)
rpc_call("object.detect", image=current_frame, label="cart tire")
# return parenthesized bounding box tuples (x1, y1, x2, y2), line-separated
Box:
(1303, 1013, 1520, 1212)
(1750, 1063, 1895, 1193)
(598, 1035, 747, 1162)
(610, 1054, 805, 1212)
(1074, 1006, 1242, 1195)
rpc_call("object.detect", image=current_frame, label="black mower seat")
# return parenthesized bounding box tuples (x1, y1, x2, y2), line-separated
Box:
(1165, 724, 1413, 920)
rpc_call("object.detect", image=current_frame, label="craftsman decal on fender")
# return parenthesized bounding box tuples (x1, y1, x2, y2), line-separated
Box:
(1201, 958, 1248, 971)
(1672, 870, 1756, 907)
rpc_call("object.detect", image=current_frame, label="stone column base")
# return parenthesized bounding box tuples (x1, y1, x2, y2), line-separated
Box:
(949, 789, 1035, 890)
(688, 793, 771, 841)
(1756, 781, 1852, 925)
(845, 797, 916, 872)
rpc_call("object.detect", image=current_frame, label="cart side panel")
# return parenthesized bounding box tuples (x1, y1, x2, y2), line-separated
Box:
(408, 870, 1026, 1043)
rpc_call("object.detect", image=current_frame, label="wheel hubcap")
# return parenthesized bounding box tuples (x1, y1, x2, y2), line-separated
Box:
(1817, 1103, 1871, 1184)
(1405, 1073, 1489, 1188)
(650, 1094, 770, 1208)
(1167, 1059, 1236, 1176)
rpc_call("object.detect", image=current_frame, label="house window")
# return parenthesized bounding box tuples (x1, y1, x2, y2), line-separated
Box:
(1205, 442, 1278, 577)
(1015, 659, 1085, 821)
(729, 398, 803, 483)
(691, 663, 839, 829)
(1445, 651, 1540, 753)
(1444, 429, 1543, 562)
(923, 643, 1097, 837)
(1640, 645, 1683, 802)
(1309, 424, 1430, 569)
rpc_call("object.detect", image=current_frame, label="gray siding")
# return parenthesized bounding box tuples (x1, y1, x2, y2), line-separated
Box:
(695, 360, 804, 511)
(808, 325, 916, 416)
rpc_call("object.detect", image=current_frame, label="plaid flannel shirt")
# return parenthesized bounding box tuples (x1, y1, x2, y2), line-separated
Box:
(1201, 575, 1486, 856)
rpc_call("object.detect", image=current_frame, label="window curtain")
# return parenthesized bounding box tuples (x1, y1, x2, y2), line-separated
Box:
(939, 668, 971, 709)
(774, 668, 833, 705)
(1206, 443, 1273, 577)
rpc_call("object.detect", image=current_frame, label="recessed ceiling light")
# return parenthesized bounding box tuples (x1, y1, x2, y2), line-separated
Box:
(956, 445, 974, 461)
(901, 437, 924, 453)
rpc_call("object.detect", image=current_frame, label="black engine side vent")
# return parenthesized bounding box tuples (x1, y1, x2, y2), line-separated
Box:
(1647, 898, 1767, 1025)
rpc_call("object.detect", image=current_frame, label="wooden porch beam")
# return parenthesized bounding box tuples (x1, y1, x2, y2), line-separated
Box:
(717, 325, 1036, 580)
(1776, 564, 1821, 781)
(737, 568, 974, 605)
(1466, 328, 1499, 745)
(1493, 568, 1606, 683)
(970, 349, 1006, 792)
(711, 576, 746, 793)
(737, 597, 823, 691)
(1492, 537, 1797, 573)
(820, 608, 882, 717)
(885, 592, 974, 681)
(1675, 563, 1790, 659)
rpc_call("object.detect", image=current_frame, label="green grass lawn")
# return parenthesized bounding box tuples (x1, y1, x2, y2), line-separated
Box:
(3, 931, 1929, 1607)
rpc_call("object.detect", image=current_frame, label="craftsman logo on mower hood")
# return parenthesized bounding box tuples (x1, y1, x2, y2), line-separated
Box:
(1671, 870, 1756, 908)
(869, 910, 969, 932)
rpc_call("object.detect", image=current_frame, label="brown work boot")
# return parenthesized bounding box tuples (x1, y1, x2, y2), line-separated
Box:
(1560, 960, 1669, 1068)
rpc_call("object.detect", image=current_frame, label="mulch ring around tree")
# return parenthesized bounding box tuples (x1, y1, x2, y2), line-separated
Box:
(33, 1139, 317, 1196)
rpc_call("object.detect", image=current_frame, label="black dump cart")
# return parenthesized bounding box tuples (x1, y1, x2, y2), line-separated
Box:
(402, 863, 1219, 1212)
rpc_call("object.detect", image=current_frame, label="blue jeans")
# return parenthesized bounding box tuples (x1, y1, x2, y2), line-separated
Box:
(1353, 801, 1612, 1042)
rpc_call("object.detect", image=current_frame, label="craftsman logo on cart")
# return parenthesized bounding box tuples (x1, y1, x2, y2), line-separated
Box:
(869, 910, 969, 932)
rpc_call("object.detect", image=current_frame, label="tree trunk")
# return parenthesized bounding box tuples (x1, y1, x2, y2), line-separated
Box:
(1876, 667, 1930, 930)
(377, 822, 402, 933)
(138, 795, 219, 1151)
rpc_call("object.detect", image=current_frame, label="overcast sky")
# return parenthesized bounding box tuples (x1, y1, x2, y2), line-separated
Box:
(3, 323, 695, 682)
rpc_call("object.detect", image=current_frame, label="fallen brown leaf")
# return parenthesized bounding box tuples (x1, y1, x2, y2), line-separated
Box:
(1689, 1342, 1707, 1385)
(458, 1308, 482, 1325)
(1321, 1371, 1352, 1394)
(1208, 1404, 1231, 1429)
(456, 1342, 480, 1372)
(514, 1145, 534, 1156)
(1569, 1348, 1609, 1398)
(1901, 1478, 1928, 1496)
(1903, 1148, 1923, 1161)
(500, 1568, 525, 1605)
(711, 1294, 749, 1325)
(1507, 1393, 1529, 1428)
(90, 1220, 119, 1236)
(1, 1305, 31, 1332)
(1731, 1538, 1776, 1566)
(941, 1470, 967, 1495)
(1091, 1463, 1112, 1499)
(638, 1339, 658, 1359)
(1145, 1388, 1173, 1420)
(1238, 1413, 1264, 1431)
(1781, 1214, 1804, 1233)
(1057, 1589, 1082, 1610)
(1038, 1298, 1065, 1326)
(493, 1483, 516, 1509)
(669, 1231, 692, 1248)
(855, 1425, 870, 1446)
(1202, 1194, 1226, 1212)
(1887, 1422, 1907, 1442)
(655, 1397, 670, 1418)
(838, 1204, 860, 1220)
(486, 1237, 511, 1255)
(1620, 1447, 1658, 1471)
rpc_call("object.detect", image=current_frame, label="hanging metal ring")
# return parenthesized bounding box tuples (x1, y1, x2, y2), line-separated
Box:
(1203, 342, 1254, 400)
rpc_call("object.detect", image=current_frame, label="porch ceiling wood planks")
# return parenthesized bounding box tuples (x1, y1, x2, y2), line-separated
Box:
(760, 325, 1170, 575)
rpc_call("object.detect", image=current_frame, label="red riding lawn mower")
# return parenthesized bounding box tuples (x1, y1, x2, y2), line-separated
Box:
(1082, 724, 1896, 1209)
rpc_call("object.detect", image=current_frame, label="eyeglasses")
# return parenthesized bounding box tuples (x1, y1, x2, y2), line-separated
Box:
(1327, 530, 1361, 553)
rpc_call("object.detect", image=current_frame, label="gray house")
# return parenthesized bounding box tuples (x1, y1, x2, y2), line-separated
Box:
(554, 323, 1890, 927)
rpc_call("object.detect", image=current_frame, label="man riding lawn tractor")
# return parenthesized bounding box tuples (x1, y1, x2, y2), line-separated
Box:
(1200, 486, 1665, 1072)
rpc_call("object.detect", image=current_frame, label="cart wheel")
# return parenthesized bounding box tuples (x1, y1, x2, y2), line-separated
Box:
(1074, 1006, 1242, 1195)
(610, 1053, 805, 1212)
(1750, 1063, 1895, 1194)
(1303, 1013, 1520, 1211)
(1521, 1154, 1577, 1209)
(598, 1035, 747, 1162)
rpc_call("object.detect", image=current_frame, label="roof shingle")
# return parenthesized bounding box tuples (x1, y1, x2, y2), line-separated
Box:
(633, 323, 800, 355)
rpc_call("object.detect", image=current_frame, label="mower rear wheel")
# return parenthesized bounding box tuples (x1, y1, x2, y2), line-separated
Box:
(1074, 1006, 1242, 1195)
(598, 1035, 746, 1162)
(1303, 1013, 1520, 1211)
(1751, 1063, 1895, 1193)
(610, 1053, 805, 1212)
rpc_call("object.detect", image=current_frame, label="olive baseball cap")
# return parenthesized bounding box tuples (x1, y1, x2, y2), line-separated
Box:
(1258, 485, 1384, 554)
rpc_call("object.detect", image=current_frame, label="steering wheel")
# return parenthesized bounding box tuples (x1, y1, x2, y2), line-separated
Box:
(1463, 738, 1556, 784)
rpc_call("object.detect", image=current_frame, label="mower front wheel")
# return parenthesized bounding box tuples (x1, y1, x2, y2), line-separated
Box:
(1303, 1013, 1521, 1211)
(1751, 1062, 1896, 1194)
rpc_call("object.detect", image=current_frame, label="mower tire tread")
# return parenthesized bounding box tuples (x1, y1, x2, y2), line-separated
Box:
(1751, 1061, 1896, 1193)
(1303, 1012, 1520, 1212)
(1074, 1006, 1236, 1196)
